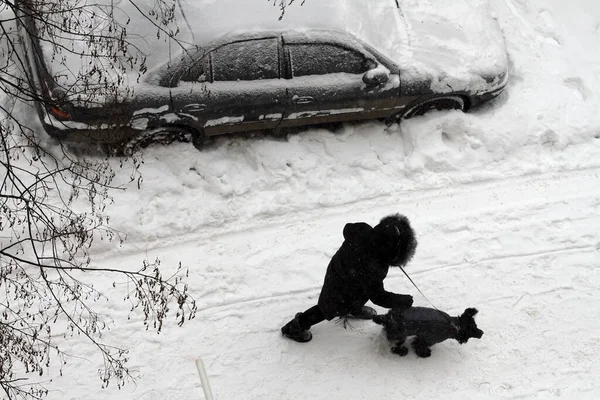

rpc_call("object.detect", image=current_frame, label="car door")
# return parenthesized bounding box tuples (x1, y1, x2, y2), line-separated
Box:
(170, 37, 286, 136)
(280, 40, 399, 128)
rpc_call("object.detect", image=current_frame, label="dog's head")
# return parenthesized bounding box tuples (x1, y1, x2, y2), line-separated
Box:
(456, 308, 483, 344)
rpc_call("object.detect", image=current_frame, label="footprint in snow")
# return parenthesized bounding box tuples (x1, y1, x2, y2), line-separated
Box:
(563, 77, 591, 101)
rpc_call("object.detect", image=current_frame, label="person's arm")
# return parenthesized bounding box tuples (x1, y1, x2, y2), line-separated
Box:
(333, 222, 373, 280)
(369, 281, 413, 309)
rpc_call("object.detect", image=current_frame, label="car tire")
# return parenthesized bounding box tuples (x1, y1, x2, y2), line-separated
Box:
(401, 96, 466, 119)
(191, 128, 208, 150)
(120, 126, 194, 155)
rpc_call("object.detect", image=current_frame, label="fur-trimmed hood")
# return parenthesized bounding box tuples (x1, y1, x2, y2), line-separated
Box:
(371, 214, 417, 266)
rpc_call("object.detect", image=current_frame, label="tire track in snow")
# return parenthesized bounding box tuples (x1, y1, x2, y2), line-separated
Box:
(195, 244, 598, 316)
(96, 166, 600, 319)
(415, 243, 596, 275)
(96, 166, 600, 261)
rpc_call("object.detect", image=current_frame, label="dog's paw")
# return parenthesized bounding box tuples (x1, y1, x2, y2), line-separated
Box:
(391, 346, 408, 356)
(415, 347, 432, 358)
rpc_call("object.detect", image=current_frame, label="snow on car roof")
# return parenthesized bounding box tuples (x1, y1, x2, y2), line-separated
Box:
(39, 0, 507, 98)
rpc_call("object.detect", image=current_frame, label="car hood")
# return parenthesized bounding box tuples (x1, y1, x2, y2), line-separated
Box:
(394, 0, 509, 94)
(334, 0, 509, 94)
(37, 0, 507, 104)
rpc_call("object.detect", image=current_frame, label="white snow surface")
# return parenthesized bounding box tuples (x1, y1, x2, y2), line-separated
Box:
(3, 0, 600, 399)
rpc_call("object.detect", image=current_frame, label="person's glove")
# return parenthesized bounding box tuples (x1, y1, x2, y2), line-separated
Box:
(399, 294, 413, 309)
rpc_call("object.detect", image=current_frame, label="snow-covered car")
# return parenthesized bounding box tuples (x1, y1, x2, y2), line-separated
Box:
(16, 0, 508, 153)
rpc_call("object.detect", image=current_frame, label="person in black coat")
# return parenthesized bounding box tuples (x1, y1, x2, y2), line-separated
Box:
(281, 214, 418, 342)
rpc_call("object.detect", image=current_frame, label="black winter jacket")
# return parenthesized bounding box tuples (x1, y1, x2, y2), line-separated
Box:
(317, 222, 414, 320)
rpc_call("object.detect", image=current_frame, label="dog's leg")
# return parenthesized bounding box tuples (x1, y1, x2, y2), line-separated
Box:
(391, 337, 408, 356)
(391, 345, 409, 356)
(412, 337, 432, 358)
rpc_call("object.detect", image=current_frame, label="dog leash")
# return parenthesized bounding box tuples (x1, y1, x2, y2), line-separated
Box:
(397, 265, 456, 326)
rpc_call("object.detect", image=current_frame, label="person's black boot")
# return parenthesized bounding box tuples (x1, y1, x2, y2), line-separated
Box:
(281, 313, 312, 343)
(348, 305, 377, 319)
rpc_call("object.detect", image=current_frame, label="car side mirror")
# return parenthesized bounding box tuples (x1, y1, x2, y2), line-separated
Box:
(363, 67, 389, 85)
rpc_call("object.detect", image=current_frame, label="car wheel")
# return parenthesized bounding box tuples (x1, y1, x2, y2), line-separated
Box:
(120, 126, 194, 155)
(401, 96, 466, 119)
(191, 128, 208, 150)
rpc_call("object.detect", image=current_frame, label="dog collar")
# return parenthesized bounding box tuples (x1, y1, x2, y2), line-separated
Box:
(450, 322, 459, 334)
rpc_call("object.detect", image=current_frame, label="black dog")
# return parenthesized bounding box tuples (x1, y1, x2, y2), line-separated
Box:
(372, 307, 483, 358)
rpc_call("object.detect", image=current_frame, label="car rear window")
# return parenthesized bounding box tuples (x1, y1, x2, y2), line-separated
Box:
(288, 43, 369, 77)
(212, 38, 280, 81)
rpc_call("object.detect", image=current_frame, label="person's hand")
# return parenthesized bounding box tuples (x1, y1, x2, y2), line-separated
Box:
(401, 294, 413, 309)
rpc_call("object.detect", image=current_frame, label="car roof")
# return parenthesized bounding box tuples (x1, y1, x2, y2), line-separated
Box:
(198, 29, 366, 52)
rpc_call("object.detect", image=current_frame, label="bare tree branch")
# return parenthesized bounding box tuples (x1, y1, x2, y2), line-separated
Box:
(1, 1, 199, 398)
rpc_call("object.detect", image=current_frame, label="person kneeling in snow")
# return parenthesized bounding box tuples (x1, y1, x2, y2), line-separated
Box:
(281, 214, 417, 342)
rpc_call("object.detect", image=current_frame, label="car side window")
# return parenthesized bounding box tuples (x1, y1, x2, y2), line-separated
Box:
(212, 38, 279, 81)
(288, 43, 370, 77)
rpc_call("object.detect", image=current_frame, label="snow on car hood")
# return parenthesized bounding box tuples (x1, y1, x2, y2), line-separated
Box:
(40, 0, 507, 102)
(393, 0, 509, 93)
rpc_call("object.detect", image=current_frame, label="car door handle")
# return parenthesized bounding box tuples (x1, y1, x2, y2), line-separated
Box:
(293, 96, 314, 105)
(182, 103, 206, 113)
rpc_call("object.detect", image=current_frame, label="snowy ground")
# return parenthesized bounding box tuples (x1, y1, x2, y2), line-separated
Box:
(59, 167, 600, 400)
(7, 0, 600, 399)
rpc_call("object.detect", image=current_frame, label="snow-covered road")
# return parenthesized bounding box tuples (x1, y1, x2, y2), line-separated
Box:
(56, 166, 600, 399)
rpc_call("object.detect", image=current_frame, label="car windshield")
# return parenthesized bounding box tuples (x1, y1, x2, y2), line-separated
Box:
(360, 42, 399, 73)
